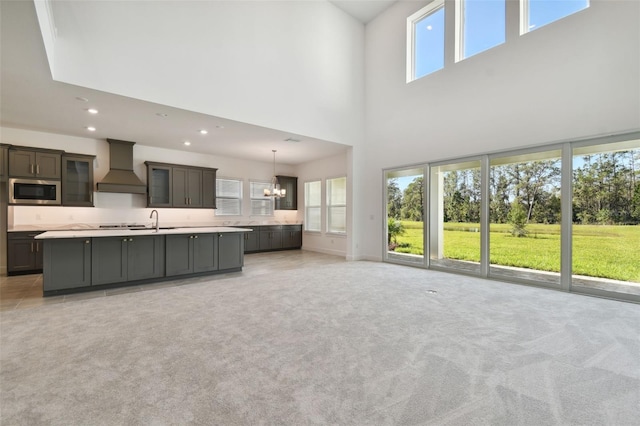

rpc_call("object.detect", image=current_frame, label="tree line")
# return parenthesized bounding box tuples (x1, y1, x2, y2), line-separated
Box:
(387, 150, 640, 225)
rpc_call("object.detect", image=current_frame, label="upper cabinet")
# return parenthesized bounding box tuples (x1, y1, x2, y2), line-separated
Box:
(0, 145, 8, 182)
(9, 148, 62, 179)
(173, 167, 202, 207)
(146, 161, 217, 208)
(275, 175, 298, 210)
(62, 153, 95, 207)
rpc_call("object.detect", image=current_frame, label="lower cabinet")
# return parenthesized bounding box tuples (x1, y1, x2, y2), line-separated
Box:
(241, 225, 302, 253)
(40, 231, 247, 295)
(166, 233, 217, 276)
(259, 226, 283, 251)
(243, 231, 260, 252)
(218, 232, 243, 270)
(43, 238, 92, 291)
(92, 235, 165, 285)
(282, 225, 303, 249)
(7, 232, 43, 275)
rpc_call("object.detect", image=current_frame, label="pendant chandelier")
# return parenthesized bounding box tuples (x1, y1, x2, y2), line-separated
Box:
(264, 150, 286, 198)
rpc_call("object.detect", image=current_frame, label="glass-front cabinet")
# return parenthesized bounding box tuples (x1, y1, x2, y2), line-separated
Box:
(62, 154, 95, 207)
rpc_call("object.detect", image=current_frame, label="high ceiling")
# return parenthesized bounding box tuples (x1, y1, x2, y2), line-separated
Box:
(0, 1, 396, 166)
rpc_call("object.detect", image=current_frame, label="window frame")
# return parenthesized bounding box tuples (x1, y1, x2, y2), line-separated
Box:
(520, 0, 590, 35)
(406, 0, 446, 83)
(249, 180, 274, 217)
(215, 177, 243, 216)
(304, 179, 322, 233)
(455, 0, 506, 62)
(326, 176, 347, 235)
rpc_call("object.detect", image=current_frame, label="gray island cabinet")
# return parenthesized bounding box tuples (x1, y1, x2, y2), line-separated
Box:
(37, 227, 251, 296)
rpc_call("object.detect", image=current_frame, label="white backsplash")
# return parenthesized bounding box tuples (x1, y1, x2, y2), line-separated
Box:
(9, 191, 299, 229)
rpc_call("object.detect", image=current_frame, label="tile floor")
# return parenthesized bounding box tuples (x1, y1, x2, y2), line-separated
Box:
(0, 250, 347, 312)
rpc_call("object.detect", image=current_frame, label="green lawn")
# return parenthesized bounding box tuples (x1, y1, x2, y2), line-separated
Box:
(392, 221, 640, 282)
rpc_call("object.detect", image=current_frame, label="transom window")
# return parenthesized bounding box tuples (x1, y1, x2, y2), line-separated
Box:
(521, 0, 589, 34)
(456, 0, 506, 61)
(407, 0, 445, 82)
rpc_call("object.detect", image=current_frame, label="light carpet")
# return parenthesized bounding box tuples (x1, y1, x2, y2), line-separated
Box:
(1, 261, 639, 425)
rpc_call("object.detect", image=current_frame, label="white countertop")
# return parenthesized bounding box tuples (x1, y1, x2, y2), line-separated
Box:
(35, 227, 253, 239)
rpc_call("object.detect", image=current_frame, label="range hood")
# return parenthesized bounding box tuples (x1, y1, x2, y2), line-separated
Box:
(97, 139, 146, 194)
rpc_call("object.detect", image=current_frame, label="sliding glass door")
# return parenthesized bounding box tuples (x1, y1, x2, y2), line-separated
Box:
(489, 149, 562, 286)
(384, 167, 426, 266)
(571, 140, 640, 298)
(429, 160, 482, 274)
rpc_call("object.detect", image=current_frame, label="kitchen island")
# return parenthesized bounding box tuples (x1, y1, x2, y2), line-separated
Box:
(35, 227, 252, 296)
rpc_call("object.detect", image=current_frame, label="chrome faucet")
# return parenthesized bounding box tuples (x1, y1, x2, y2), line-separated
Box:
(150, 209, 159, 232)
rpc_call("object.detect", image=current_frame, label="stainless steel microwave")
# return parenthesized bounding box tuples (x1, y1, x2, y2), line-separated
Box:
(9, 178, 61, 205)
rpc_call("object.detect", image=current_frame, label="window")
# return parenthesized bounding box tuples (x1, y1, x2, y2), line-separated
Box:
(407, 0, 445, 82)
(456, 0, 505, 61)
(215, 178, 242, 216)
(327, 177, 347, 234)
(521, 0, 589, 34)
(249, 181, 273, 216)
(305, 180, 322, 232)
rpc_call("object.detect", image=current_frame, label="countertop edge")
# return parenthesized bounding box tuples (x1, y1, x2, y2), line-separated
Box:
(35, 227, 254, 239)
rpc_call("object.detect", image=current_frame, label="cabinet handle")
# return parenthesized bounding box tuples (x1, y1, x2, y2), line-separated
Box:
(31, 242, 34, 252)
(129, 238, 133, 242)
(122, 238, 128, 242)
(35, 242, 39, 252)
(85, 240, 90, 244)
(36, 164, 40, 175)
(30, 164, 34, 174)
(194, 235, 198, 239)
(189, 235, 193, 239)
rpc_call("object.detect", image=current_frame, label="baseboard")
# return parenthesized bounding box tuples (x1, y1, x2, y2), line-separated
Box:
(301, 246, 346, 258)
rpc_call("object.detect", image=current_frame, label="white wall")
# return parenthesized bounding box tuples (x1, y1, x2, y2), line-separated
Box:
(49, 0, 365, 147)
(358, 0, 640, 260)
(2, 127, 298, 230)
(295, 151, 348, 257)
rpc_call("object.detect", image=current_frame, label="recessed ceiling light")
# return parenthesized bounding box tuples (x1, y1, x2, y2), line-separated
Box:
(76, 97, 89, 102)
(199, 129, 208, 135)
(184, 141, 191, 146)
(156, 112, 168, 117)
(86, 126, 96, 132)
(87, 108, 98, 114)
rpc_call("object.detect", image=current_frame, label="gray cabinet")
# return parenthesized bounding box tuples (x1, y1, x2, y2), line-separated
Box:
(147, 164, 173, 207)
(62, 154, 95, 207)
(9, 149, 61, 179)
(282, 225, 303, 249)
(173, 167, 202, 207)
(0, 145, 7, 181)
(146, 162, 216, 208)
(166, 233, 218, 276)
(218, 232, 243, 269)
(43, 238, 91, 291)
(275, 176, 298, 210)
(92, 235, 165, 285)
(202, 170, 216, 208)
(259, 226, 283, 251)
(242, 230, 260, 252)
(7, 232, 43, 275)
